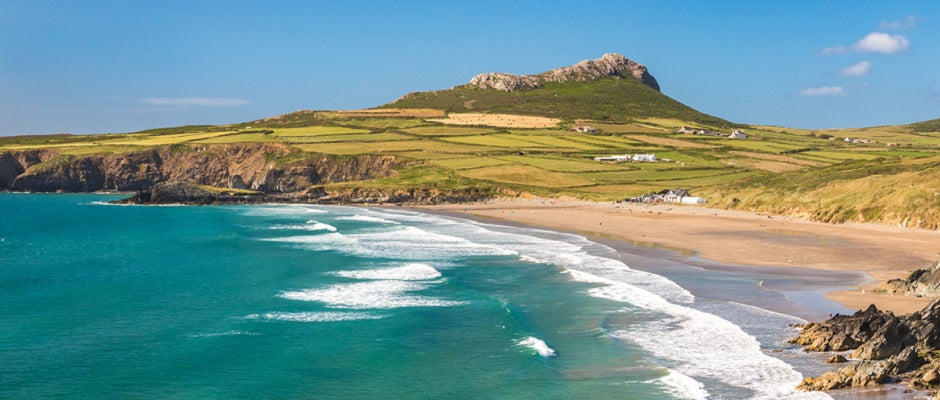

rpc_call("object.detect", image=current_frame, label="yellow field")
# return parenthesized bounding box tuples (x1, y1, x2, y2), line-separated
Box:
(428, 113, 561, 128)
(575, 121, 669, 133)
(284, 133, 412, 143)
(332, 108, 445, 118)
(402, 126, 496, 136)
(101, 131, 238, 146)
(431, 157, 511, 170)
(458, 165, 594, 187)
(271, 127, 371, 136)
(441, 135, 551, 148)
(293, 140, 493, 155)
(627, 135, 717, 149)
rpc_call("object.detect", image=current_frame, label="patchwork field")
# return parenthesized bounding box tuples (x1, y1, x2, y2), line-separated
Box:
(4, 109, 940, 208)
(428, 113, 562, 128)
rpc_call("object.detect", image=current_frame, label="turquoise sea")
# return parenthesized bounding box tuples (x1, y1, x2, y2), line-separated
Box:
(0, 194, 845, 399)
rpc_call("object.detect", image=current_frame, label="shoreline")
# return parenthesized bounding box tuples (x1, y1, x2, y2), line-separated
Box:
(412, 198, 940, 315)
(414, 206, 860, 321)
(405, 203, 937, 399)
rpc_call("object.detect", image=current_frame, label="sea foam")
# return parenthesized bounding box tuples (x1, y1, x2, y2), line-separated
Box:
(567, 269, 829, 400)
(336, 215, 397, 224)
(280, 280, 466, 309)
(649, 369, 709, 400)
(517, 336, 556, 358)
(334, 263, 442, 281)
(249, 206, 826, 398)
(246, 311, 385, 322)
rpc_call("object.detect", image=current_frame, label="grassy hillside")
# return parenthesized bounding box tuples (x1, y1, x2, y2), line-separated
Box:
(382, 78, 736, 128)
(2, 100, 940, 228)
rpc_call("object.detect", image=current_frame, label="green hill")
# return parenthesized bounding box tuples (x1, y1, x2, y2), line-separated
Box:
(382, 77, 735, 128)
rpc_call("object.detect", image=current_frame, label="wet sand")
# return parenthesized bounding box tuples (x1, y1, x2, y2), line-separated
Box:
(415, 198, 940, 314)
(408, 202, 938, 399)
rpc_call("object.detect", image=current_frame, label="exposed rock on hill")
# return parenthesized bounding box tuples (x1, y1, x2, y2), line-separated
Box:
(467, 53, 660, 92)
(883, 261, 940, 297)
(792, 296, 940, 393)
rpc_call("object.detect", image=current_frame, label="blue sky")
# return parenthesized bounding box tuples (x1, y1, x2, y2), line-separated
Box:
(1, 1, 938, 135)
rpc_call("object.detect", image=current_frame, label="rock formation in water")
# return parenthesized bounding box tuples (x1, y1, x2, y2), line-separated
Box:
(792, 297, 940, 393)
(466, 53, 660, 92)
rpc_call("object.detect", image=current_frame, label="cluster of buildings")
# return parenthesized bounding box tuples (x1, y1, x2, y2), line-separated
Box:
(677, 127, 748, 140)
(571, 125, 597, 133)
(844, 137, 872, 144)
(624, 189, 707, 205)
(593, 153, 657, 162)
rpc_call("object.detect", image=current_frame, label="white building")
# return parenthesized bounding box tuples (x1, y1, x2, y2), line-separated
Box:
(728, 130, 747, 139)
(593, 155, 630, 162)
(632, 153, 657, 162)
(572, 125, 597, 133)
(594, 153, 657, 162)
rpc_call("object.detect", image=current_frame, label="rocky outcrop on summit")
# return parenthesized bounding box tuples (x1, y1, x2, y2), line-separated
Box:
(793, 297, 940, 393)
(883, 261, 940, 298)
(467, 53, 660, 92)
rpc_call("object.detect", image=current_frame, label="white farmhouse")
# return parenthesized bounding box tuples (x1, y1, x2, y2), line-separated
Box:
(593, 155, 630, 162)
(728, 130, 747, 139)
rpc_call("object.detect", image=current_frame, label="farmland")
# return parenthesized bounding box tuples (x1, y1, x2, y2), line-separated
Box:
(3, 107, 940, 227)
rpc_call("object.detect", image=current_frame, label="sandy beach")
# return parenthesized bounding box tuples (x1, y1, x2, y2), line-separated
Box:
(416, 198, 940, 314)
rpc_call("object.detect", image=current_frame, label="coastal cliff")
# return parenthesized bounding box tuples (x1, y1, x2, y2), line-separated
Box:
(792, 297, 940, 394)
(0, 144, 410, 202)
(0, 143, 498, 205)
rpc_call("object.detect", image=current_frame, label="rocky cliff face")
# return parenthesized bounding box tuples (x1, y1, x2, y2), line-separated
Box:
(0, 144, 401, 200)
(467, 53, 660, 92)
(792, 297, 940, 393)
(883, 261, 940, 297)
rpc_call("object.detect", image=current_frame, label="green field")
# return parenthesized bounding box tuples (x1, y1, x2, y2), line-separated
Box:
(4, 100, 940, 227)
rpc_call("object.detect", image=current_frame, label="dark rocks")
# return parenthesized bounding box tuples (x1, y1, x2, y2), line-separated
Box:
(119, 182, 265, 205)
(788, 304, 895, 352)
(884, 261, 940, 297)
(826, 354, 848, 363)
(794, 297, 940, 393)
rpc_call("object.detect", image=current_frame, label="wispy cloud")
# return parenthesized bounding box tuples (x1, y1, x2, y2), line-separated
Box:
(920, 82, 940, 101)
(839, 61, 871, 77)
(799, 86, 845, 96)
(880, 15, 925, 30)
(139, 97, 250, 107)
(822, 32, 910, 55)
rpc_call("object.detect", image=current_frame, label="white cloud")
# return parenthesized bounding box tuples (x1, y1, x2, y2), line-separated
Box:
(822, 32, 910, 55)
(852, 32, 910, 54)
(799, 86, 845, 96)
(139, 97, 250, 107)
(821, 45, 848, 55)
(840, 61, 871, 77)
(880, 15, 924, 30)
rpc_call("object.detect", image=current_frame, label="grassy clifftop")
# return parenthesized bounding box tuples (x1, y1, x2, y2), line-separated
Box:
(382, 78, 736, 128)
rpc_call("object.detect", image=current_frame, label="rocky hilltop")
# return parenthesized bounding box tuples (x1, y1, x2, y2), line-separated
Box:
(792, 297, 940, 394)
(466, 53, 660, 92)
